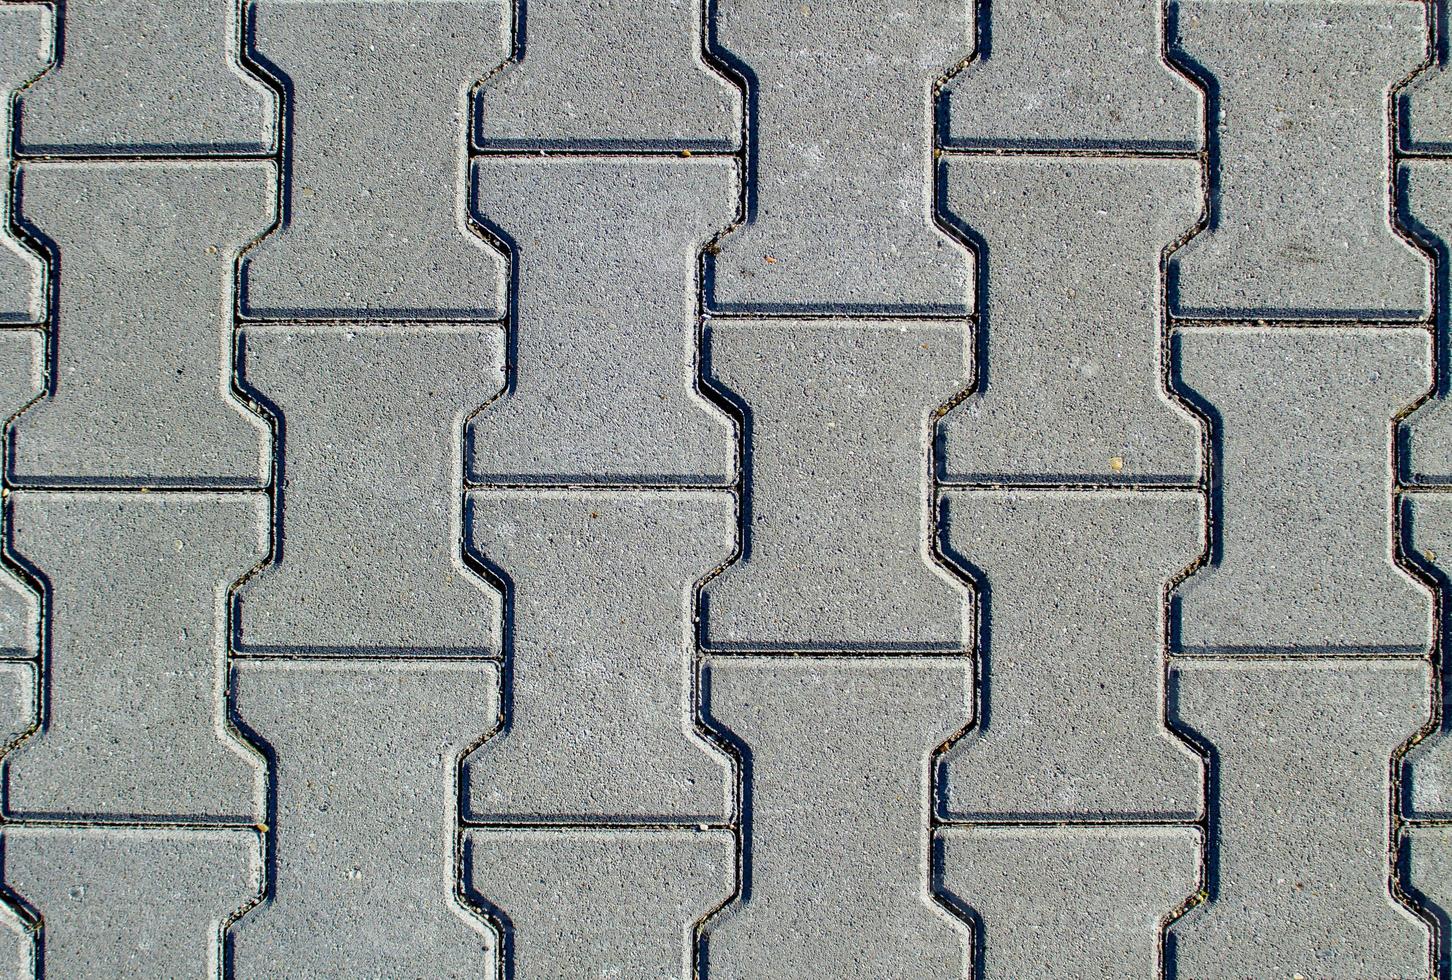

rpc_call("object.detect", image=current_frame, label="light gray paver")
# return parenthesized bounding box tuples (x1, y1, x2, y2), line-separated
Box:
(4, 827, 260, 980)
(940, 825, 1200, 979)
(476, 0, 738, 150)
(944, 0, 1201, 151)
(466, 490, 732, 821)
(10, 162, 273, 487)
(0, 330, 40, 656)
(1400, 34, 1452, 152)
(701, 658, 970, 980)
(702, 319, 967, 651)
(0, 6, 48, 324)
(7, 492, 264, 820)
(1168, 659, 1430, 979)
(940, 156, 1202, 483)
(941, 490, 1202, 819)
(1173, 326, 1432, 653)
(1404, 492, 1452, 817)
(467, 828, 733, 980)
(1168, 0, 1429, 319)
(0, 663, 35, 977)
(707, 0, 972, 313)
(230, 660, 496, 979)
(1400, 160, 1452, 484)
(235, 325, 503, 654)
(1407, 826, 1452, 954)
(14, 0, 273, 154)
(241, 0, 507, 319)
(470, 156, 735, 484)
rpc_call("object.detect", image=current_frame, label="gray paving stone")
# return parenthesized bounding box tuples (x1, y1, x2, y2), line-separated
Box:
(700, 658, 971, 980)
(1168, 0, 1429, 319)
(1173, 326, 1432, 653)
(707, 0, 972, 314)
(1403, 492, 1452, 818)
(230, 660, 496, 979)
(941, 490, 1203, 819)
(4, 827, 259, 980)
(7, 491, 264, 821)
(1168, 659, 1430, 979)
(940, 825, 1200, 979)
(702, 319, 967, 652)
(10, 162, 273, 487)
(1400, 160, 1452, 484)
(476, 0, 739, 150)
(0, 6, 48, 324)
(240, 0, 507, 320)
(1406, 826, 1452, 955)
(940, 156, 1202, 483)
(465, 490, 732, 821)
(235, 325, 503, 654)
(1400, 36, 1452, 153)
(466, 828, 733, 980)
(944, 0, 1202, 151)
(13, 0, 273, 154)
(0, 330, 40, 657)
(470, 156, 735, 484)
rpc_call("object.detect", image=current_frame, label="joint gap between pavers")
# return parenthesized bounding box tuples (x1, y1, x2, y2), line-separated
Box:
(934, 817, 1203, 829)
(3, 816, 262, 831)
(471, 148, 738, 159)
(229, 650, 503, 662)
(937, 480, 1203, 492)
(1167, 317, 1438, 331)
(702, 309, 979, 324)
(938, 146, 1202, 160)
(462, 819, 732, 832)
(1168, 650, 1435, 661)
(465, 481, 734, 492)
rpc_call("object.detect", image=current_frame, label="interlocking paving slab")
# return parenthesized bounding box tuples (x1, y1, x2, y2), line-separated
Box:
(3, 1, 1451, 977)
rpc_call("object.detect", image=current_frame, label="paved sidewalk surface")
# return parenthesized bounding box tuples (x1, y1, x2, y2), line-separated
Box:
(0, 0, 1447, 977)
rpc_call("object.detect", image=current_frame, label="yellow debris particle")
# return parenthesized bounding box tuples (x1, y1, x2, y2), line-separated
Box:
(764, 255, 778, 264)
(1109, 456, 1124, 472)
(680, 148, 692, 158)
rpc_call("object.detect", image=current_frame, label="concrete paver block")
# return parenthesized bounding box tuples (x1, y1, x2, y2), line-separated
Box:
(700, 658, 971, 980)
(476, 0, 739, 150)
(1173, 326, 1432, 653)
(4, 827, 260, 980)
(10, 163, 273, 487)
(940, 825, 1201, 979)
(941, 156, 1202, 483)
(14, 0, 274, 154)
(1168, 0, 1430, 319)
(467, 828, 733, 979)
(235, 325, 503, 654)
(0, 6, 49, 324)
(707, 0, 973, 313)
(470, 156, 735, 484)
(240, 0, 508, 319)
(941, 490, 1203, 819)
(945, 0, 1202, 151)
(1168, 659, 1431, 979)
(703, 319, 968, 651)
(7, 492, 264, 821)
(230, 660, 497, 979)
(466, 490, 733, 821)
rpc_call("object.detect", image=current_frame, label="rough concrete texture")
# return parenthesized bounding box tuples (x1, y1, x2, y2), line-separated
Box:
(1168, 0, 1430, 319)
(2, 1, 1451, 978)
(940, 825, 1201, 979)
(1173, 326, 1432, 654)
(944, 0, 1202, 151)
(467, 828, 733, 980)
(702, 319, 967, 651)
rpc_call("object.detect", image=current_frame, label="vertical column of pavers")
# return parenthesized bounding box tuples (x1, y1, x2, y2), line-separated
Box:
(0, 2, 279, 975)
(1399, 18, 1452, 965)
(224, 1, 508, 975)
(0, 10, 51, 971)
(1166, 2, 1437, 977)
(461, 5, 738, 977)
(692, 3, 973, 977)
(932, 4, 1205, 976)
